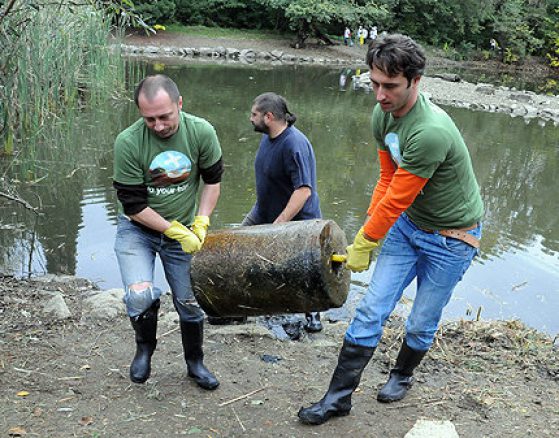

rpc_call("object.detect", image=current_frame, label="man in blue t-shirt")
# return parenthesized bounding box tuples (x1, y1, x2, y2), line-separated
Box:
(247, 92, 321, 225)
(207, 93, 323, 332)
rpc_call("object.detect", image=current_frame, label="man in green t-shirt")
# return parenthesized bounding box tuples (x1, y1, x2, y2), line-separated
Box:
(299, 34, 484, 425)
(113, 74, 223, 390)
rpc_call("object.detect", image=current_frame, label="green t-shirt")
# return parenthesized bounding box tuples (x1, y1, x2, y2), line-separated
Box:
(113, 112, 222, 226)
(372, 93, 484, 229)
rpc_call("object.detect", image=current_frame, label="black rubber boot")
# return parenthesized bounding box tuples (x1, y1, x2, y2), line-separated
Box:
(180, 320, 220, 390)
(377, 341, 427, 403)
(304, 312, 323, 333)
(129, 300, 160, 384)
(298, 340, 375, 425)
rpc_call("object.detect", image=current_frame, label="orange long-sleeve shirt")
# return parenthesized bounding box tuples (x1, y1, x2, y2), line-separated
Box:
(364, 149, 429, 240)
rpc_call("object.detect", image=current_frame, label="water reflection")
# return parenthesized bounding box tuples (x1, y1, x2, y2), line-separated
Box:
(0, 61, 557, 335)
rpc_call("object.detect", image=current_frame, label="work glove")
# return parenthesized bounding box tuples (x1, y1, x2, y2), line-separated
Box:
(345, 227, 379, 272)
(164, 220, 202, 254)
(191, 215, 210, 244)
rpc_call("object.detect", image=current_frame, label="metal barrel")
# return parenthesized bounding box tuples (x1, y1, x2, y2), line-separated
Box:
(191, 219, 350, 317)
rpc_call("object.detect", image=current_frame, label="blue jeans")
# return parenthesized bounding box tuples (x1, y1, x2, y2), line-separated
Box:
(114, 215, 204, 322)
(345, 213, 481, 351)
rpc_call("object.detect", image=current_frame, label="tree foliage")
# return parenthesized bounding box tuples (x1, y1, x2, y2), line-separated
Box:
(255, 0, 390, 46)
(173, 0, 278, 29)
(82, 0, 559, 67)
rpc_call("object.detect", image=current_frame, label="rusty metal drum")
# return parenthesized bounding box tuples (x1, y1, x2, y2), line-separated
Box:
(191, 219, 350, 317)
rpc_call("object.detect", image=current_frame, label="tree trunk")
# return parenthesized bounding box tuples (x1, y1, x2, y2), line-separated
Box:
(291, 19, 310, 49)
(312, 25, 334, 45)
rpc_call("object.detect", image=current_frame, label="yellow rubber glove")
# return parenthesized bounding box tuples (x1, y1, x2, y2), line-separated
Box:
(164, 220, 202, 254)
(191, 215, 210, 244)
(345, 227, 379, 272)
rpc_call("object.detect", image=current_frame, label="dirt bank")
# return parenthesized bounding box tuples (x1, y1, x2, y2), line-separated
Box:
(1, 275, 558, 437)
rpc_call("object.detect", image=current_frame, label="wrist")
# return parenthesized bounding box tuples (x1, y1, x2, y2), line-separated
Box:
(362, 230, 377, 243)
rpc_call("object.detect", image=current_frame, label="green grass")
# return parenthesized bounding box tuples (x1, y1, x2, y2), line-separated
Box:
(164, 24, 292, 41)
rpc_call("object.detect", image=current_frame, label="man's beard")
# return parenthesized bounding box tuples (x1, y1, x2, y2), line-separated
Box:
(252, 121, 268, 134)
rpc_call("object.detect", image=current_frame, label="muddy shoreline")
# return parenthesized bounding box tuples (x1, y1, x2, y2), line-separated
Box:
(1, 274, 558, 437)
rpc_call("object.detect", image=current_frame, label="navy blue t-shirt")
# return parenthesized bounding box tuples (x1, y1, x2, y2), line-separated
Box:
(252, 126, 321, 223)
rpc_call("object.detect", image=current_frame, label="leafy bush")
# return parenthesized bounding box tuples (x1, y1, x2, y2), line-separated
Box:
(133, 0, 176, 25)
(174, 0, 278, 29)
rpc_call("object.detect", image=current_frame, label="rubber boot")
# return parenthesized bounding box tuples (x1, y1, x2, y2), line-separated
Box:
(304, 312, 323, 333)
(298, 340, 375, 425)
(377, 341, 427, 403)
(180, 320, 220, 390)
(129, 300, 160, 384)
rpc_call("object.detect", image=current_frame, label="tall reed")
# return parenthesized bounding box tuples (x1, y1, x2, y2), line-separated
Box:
(0, 2, 127, 175)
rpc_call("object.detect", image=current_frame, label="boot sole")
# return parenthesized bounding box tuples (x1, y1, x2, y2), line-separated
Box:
(298, 409, 350, 425)
(130, 374, 149, 384)
(377, 395, 404, 403)
(188, 373, 220, 390)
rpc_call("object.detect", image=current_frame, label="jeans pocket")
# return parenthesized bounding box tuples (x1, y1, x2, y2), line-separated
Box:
(441, 236, 475, 257)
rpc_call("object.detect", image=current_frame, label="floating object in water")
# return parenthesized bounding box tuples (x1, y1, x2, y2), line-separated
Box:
(191, 219, 350, 317)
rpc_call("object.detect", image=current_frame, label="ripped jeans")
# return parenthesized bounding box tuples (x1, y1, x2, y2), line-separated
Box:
(114, 215, 204, 322)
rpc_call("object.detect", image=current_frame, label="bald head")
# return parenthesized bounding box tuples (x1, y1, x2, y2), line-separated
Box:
(134, 74, 181, 107)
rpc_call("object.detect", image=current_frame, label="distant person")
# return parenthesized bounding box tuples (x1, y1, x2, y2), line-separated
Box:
(358, 25, 365, 45)
(246, 92, 323, 333)
(490, 38, 498, 51)
(370, 25, 378, 42)
(113, 74, 223, 390)
(344, 27, 351, 46)
(298, 34, 484, 425)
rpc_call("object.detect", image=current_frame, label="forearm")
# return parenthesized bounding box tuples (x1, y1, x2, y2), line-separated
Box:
(197, 183, 220, 217)
(367, 149, 396, 215)
(274, 186, 311, 223)
(129, 207, 171, 233)
(364, 168, 428, 240)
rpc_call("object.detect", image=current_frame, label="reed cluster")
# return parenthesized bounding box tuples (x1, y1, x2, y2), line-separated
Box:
(0, 2, 126, 167)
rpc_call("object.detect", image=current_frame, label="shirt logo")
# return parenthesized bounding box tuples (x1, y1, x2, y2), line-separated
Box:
(149, 151, 191, 180)
(385, 132, 401, 166)
(147, 151, 191, 195)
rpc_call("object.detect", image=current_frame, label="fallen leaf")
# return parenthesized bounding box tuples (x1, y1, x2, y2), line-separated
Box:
(8, 426, 27, 436)
(16, 391, 29, 397)
(79, 416, 94, 426)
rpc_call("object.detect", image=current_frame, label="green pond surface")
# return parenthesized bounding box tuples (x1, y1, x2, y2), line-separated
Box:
(1, 61, 558, 335)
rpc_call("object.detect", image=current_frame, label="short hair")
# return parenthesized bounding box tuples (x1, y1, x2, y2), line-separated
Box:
(134, 74, 180, 107)
(253, 92, 297, 126)
(366, 34, 426, 86)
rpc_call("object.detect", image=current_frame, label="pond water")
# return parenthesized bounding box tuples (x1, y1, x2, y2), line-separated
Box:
(1, 61, 558, 336)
